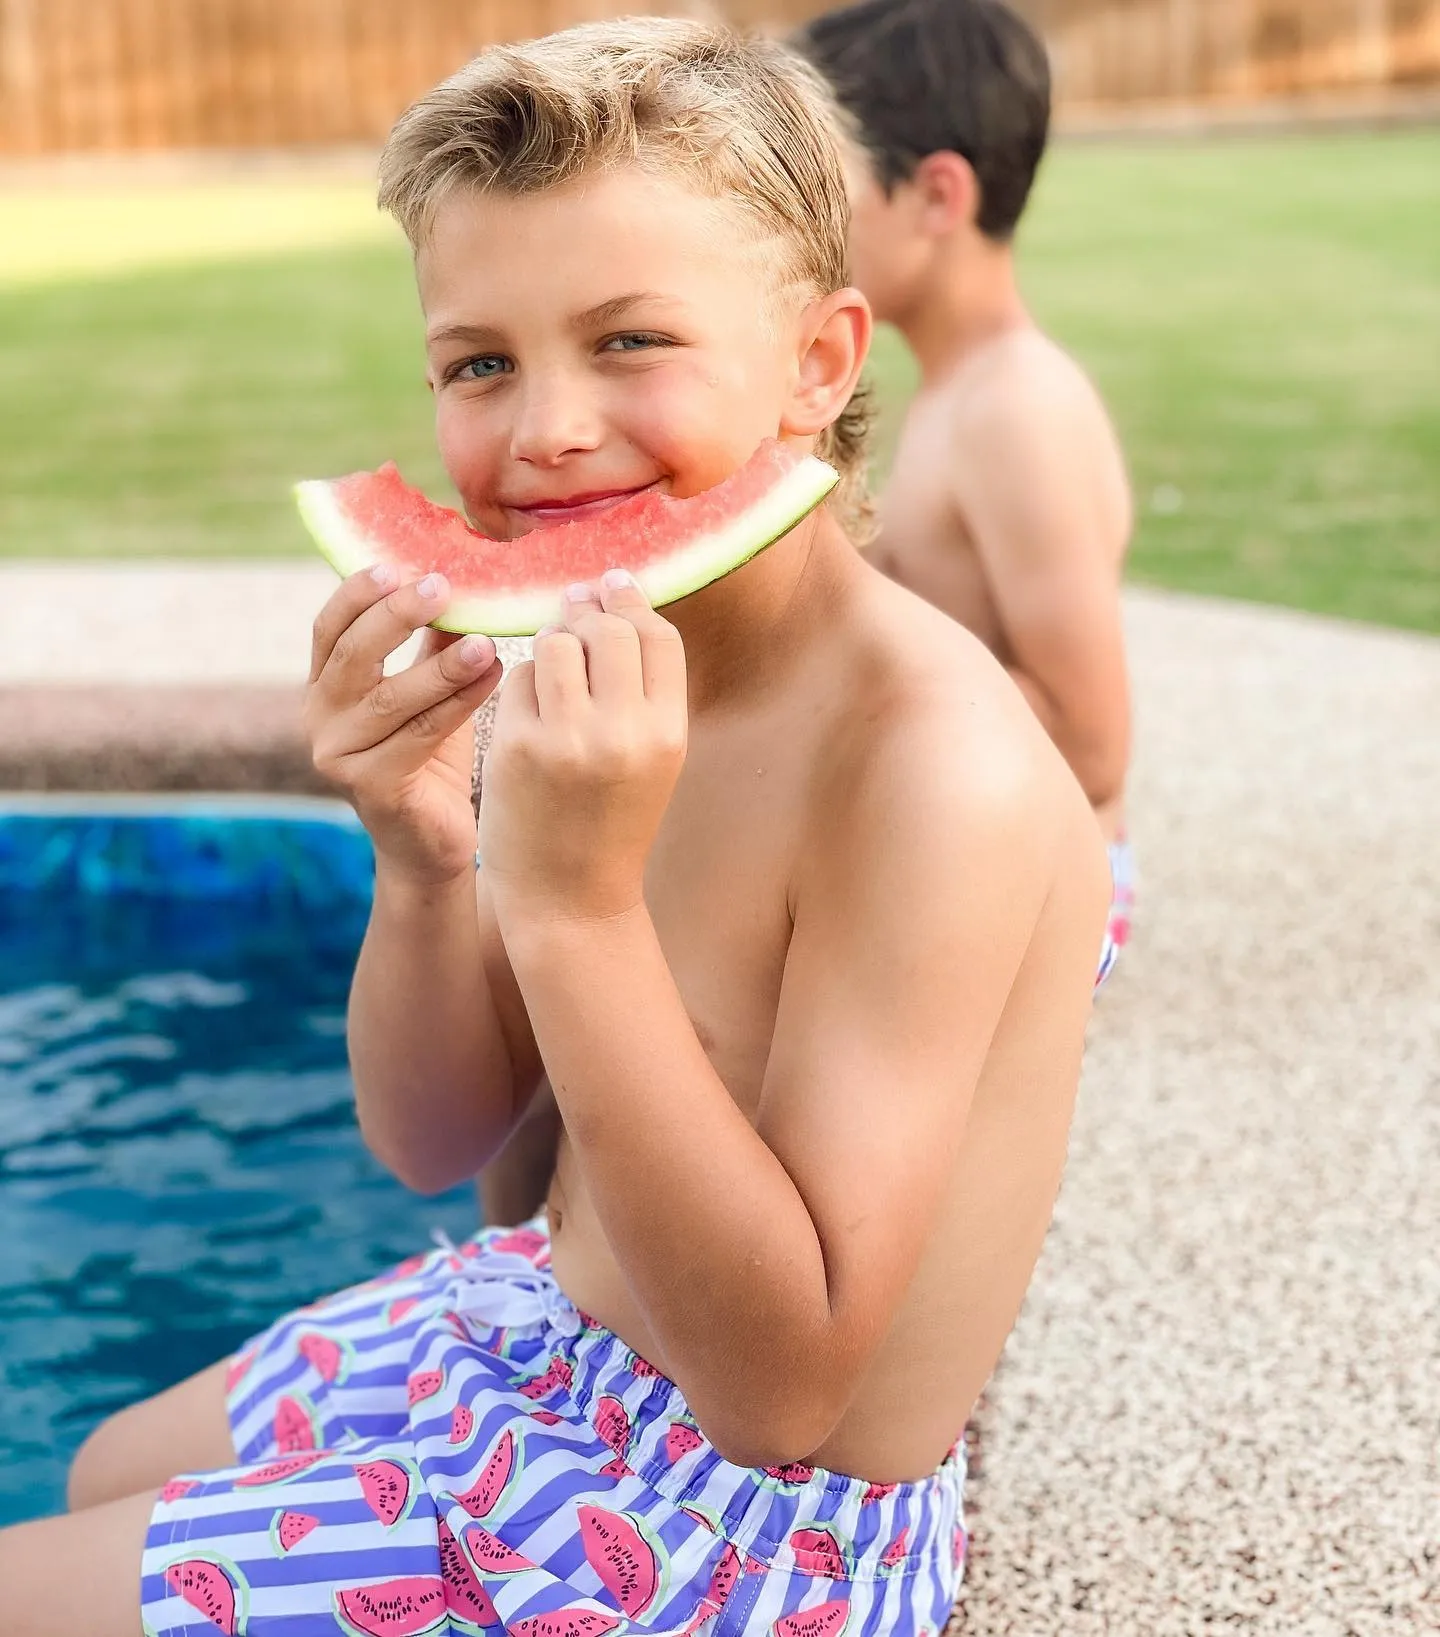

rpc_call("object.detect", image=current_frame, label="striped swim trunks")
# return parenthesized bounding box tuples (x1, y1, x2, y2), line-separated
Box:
(1095, 833, 1138, 990)
(142, 1221, 968, 1635)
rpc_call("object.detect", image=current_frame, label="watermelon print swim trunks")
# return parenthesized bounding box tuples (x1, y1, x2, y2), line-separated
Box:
(142, 1221, 968, 1635)
(1095, 833, 1138, 990)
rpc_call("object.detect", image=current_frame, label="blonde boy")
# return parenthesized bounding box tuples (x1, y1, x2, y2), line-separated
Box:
(0, 20, 1108, 1635)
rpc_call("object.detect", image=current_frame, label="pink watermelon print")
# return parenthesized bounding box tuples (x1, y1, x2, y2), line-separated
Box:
(953, 1525, 968, 1569)
(517, 1355, 573, 1401)
(271, 1510, 320, 1554)
(681, 1543, 743, 1633)
(164, 1559, 241, 1634)
(789, 1527, 848, 1579)
(438, 1517, 502, 1632)
(578, 1505, 665, 1618)
(630, 1355, 666, 1378)
(358, 1459, 414, 1528)
(463, 1523, 539, 1576)
(880, 1527, 911, 1570)
(160, 1478, 199, 1504)
(449, 1402, 476, 1445)
(665, 1421, 704, 1464)
(297, 1331, 349, 1384)
(860, 1482, 897, 1505)
(273, 1394, 320, 1454)
(764, 1462, 815, 1487)
(530, 1408, 565, 1426)
(682, 1504, 720, 1532)
(377, 1252, 429, 1285)
(508, 1613, 621, 1637)
(773, 1599, 850, 1637)
(334, 1576, 447, 1636)
(594, 1396, 632, 1465)
(387, 1295, 422, 1325)
(224, 1348, 258, 1395)
(235, 1452, 325, 1488)
(407, 1368, 445, 1408)
(452, 1430, 516, 1519)
(491, 1226, 549, 1263)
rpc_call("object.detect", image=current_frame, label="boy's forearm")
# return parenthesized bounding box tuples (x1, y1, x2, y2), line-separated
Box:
(1006, 665, 1125, 806)
(478, 1091, 561, 1227)
(502, 904, 838, 1459)
(349, 866, 517, 1193)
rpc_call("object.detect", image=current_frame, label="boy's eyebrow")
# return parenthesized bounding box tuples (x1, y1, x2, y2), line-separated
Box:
(426, 293, 682, 349)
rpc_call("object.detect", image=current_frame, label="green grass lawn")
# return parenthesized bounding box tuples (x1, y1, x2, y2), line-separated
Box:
(1, 129, 1437, 632)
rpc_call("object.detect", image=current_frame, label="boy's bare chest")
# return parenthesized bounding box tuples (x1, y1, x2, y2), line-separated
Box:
(877, 413, 1005, 652)
(639, 731, 805, 1112)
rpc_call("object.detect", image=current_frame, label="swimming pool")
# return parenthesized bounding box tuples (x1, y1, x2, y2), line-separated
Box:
(0, 798, 480, 1526)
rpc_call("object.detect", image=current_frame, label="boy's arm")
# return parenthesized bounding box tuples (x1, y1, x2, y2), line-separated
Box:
(349, 864, 544, 1194)
(477, 1085, 562, 1228)
(491, 596, 1058, 1463)
(952, 374, 1131, 807)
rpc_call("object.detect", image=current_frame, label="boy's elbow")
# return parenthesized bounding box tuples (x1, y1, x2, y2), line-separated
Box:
(699, 1375, 849, 1472)
(359, 1115, 475, 1197)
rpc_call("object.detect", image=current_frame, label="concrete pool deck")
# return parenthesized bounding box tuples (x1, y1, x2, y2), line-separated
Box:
(2, 564, 1436, 1631)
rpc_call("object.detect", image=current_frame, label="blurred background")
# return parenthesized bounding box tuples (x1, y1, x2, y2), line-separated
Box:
(1, 0, 1437, 627)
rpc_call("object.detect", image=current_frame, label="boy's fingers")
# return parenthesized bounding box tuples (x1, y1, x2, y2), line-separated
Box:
(566, 606, 644, 705)
(494, 659, 540, 734)
(597, 572, 686, 701)
(313, 574, 453, 704)
(359, 671, 496, 780)
(309, 566, 398, 684)
(532, 627, 589, 722)
(342, 634, 500, 754)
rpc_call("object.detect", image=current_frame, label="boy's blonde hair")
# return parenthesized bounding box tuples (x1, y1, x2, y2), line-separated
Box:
(378, 15, 872, 535)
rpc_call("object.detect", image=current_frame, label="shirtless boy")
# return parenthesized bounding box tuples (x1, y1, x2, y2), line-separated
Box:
(0, 21, 1109, 1634)
(799, 0, 1136, 981)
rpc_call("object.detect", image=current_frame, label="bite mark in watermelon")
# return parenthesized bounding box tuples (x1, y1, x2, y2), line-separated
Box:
(271, 1509, 320, 1554)
(358, 1458, 415, 1527)
(295, 441, 839, 638)
(164, 1558, 244, 1634)
(578, 1504, 666, 1618)
(334, 1576, 447, 1637)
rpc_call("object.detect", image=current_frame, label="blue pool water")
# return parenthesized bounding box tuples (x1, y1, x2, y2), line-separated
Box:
(0, 800, 480, 1526)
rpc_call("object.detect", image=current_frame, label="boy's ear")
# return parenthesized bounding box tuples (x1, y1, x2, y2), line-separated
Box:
(912, 151, 981, 236)
(782, 287, 872, 446)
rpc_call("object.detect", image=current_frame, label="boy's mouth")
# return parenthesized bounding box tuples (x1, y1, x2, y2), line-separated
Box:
(508, 482, 660, 526)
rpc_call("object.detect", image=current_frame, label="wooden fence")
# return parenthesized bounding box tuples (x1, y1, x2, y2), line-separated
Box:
(2, 0, 1437, 156)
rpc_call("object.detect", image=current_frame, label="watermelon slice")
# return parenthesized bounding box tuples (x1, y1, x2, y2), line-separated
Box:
(294, 440, 838, 638)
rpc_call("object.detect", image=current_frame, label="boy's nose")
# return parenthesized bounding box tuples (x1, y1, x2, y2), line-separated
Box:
(509, 379, 603, 466)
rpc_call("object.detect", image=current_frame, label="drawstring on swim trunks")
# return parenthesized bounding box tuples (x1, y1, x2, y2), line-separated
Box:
(432, 1230, 582, 1337)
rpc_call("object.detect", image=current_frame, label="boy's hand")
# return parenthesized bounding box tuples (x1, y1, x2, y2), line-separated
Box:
(305, 567, 503, 885)
(481, 571, 687, 927)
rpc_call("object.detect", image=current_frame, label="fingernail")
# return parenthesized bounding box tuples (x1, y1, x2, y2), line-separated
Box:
(370, 563, 398, 589)
(601, 567, 636, 590)
(458, 635, 494, 666)
(565, 582, 593, 602)
(417, 572, 448, 601)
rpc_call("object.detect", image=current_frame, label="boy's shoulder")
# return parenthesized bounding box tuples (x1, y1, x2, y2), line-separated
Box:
(945, 326, 1117, 450)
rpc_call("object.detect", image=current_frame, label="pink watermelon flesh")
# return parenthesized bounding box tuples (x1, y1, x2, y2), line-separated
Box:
(274, 1394, 318, 1453)
(517, 1356, 572, 1400)
(235, 1452, 325, 1488)
(880, 1526, 911, 1568)
(335, 1577, 447, 1637)
(491, 1226, 549, 1262)
(509, 1613, 621, 1637)
(438, 1518, 502, 1631)
(164, 1560, 239, 1635)
(389, 1296, 422, 1325)
(578, 1505, 661, 1617)
(764, 1462, 815, 1486)
(773, 1599, 851, 1637)
(274, 1510, 320, 1553)
(594, 1396, 631, 1463)
(464, 1523, 538, 1575)
(665, 1421, 704, 1463)
(408, 1369, 444, 1408)
(453, 1429, 516, 1517)
(160, 1477, 198, 1504)
(450, 1402, 476, 1444)
(295, 440, 839, 638)
(789, 1527, 847, 1579)
(298, 1332, 346, 1383)
(358, 1459, 412, 1527)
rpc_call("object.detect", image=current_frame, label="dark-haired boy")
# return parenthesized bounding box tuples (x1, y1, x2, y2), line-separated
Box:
(800, 0, 1136, 980)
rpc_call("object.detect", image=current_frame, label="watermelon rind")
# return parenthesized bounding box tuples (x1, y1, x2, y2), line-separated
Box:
(294, 454, 839, 639)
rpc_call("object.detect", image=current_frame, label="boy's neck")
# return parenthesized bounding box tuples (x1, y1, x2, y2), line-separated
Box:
(895, 232, 1032, 385)
(665, 509, 856, 714)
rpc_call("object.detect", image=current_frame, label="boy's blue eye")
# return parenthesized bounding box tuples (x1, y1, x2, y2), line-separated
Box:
(457, 356, 510, 380)
(604, 333, 668, 353)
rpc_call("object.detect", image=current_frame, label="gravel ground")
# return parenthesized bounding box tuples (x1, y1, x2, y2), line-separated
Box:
(2, 567, 1436, 1628)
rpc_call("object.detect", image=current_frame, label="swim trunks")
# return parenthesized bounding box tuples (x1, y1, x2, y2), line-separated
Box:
(1095, 833, 1137, 989)
(142, 1221, 968, 1635)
